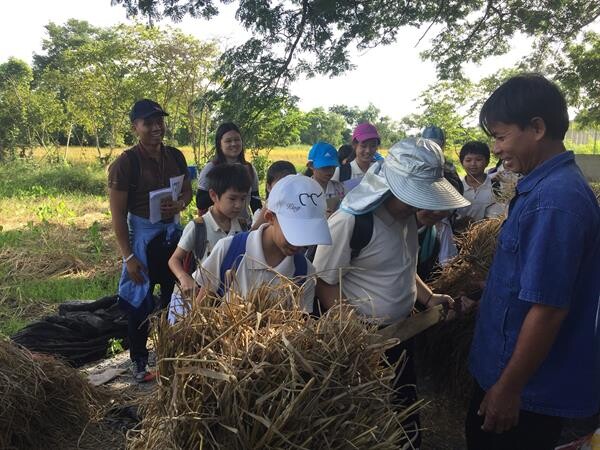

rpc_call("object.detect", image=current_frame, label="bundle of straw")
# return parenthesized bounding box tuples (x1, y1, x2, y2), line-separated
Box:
(129, 283, 416, 449)
(430, 217, 503, 299)
(0, 339, 102, 449)
(417, 218, 503, 402)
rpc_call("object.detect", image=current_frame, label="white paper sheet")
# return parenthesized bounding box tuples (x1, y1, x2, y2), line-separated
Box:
(170, 174, 185, 223)
(149, 188, 173, 224)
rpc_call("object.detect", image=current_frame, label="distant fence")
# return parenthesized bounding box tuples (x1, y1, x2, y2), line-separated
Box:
(566, 129, 598, 153)
(575, 154, 600, 182)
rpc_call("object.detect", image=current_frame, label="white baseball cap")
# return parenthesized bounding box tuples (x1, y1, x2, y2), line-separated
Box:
(267, 174, 332, 246)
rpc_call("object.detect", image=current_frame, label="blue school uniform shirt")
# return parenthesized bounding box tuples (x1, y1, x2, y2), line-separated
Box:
(469, 151, 600, 418)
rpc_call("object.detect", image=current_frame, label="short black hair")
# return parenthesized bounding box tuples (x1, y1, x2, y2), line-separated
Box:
(266, 160, 296, 186)
(459, 141, 490, 163)
(337, 144, 354, 164)
(479, 74, 569, 140)
(206, 163, 252, 197)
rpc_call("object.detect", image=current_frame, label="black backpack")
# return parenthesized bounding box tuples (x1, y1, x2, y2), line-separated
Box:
(306, 211, 373, 262)
(339, 163, 352, 182)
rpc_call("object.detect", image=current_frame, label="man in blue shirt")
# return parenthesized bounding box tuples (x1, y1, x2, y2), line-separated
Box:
(467, 74, 600, 450)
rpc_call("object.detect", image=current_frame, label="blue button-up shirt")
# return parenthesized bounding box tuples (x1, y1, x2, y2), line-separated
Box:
(469, 151, 600, 418)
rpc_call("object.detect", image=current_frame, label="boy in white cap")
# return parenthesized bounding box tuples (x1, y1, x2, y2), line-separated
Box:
(193, 174, 332, 313)
(313, 137, 469, 447)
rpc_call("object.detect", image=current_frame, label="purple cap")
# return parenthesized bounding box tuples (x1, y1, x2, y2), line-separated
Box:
(352, 122, 380, 143)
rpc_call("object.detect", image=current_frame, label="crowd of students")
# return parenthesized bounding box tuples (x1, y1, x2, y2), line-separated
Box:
(109, 74, 600, 450)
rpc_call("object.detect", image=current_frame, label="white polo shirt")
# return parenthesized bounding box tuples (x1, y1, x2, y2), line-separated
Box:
(198, 224, 316, 312)
(178, 207, 244, 268)
(459, 176, 504, 220)
(312, 205, 418, 325)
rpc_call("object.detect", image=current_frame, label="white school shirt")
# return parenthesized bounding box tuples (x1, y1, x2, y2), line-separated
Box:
(168, 209, 244, 323)
(198, 224, 316, 312)
(459, 176, 504, 220)
(331, 160, 375, 192)
(312, 205, 418, 325)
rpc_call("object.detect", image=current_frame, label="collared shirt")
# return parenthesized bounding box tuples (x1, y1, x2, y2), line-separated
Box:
(178, 207, 244, 267)
(332, 160, 376, 192)
(108, 144, 189, 218)
(313, 205, 418, 325)
(469, 151, 600, 418)
(198, 224, 316, 312)
(459, 175, 504, 220)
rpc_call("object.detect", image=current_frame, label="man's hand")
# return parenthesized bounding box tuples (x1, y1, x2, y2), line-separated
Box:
(160, 198, 184, 219)
(126, 256, 147, 284)
(478, 382, 521, 433)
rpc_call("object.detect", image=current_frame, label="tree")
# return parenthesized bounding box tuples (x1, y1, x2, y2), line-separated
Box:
(557, 32, 600, 129)
(0, 58, 32, 160)
(299, 108, 346, 146)
(112, 0, 600, 82)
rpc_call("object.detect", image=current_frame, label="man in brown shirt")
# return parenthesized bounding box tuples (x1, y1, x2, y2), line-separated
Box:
(108, 99, 192, 381)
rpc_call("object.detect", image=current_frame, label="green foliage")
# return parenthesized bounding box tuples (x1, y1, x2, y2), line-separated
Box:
(300, 108, 346, 146)
(557, 32, 600, 128)
(251, 154, 271, 183)
(112, 0, 600, 81)
(106, 337, 125, 357)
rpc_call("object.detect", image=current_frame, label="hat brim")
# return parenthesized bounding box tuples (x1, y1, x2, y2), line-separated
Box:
(312, 159, 339, 169)
(385, 169, 470, 211)
(277, 216, 332, 247)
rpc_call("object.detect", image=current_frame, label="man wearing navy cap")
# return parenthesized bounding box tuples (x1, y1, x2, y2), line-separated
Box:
(108, 99, 192, 381)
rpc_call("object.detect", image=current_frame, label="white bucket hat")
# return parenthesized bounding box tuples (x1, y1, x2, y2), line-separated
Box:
(384, 138, 469, 211)
(267, 174, 332, 246)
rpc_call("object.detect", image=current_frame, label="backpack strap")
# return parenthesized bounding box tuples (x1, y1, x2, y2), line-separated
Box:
(292, 253, 308, 280)
(350, 212, 374, 259)
(193, 217, 208, 261)
(166, 146, 188, 179)
(124, 148, 140, 210)
(218, 232, 250, 296)
(339, 163, 352, 182)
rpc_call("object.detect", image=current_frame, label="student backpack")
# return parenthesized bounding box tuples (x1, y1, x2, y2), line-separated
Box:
(306, 211, 373, 262)
(217, 231, 308, 296)
(338, 163, 352, 182)
(181, 217, 249, 275)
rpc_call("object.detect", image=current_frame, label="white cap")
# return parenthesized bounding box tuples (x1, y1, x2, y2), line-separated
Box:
(267, 174, 332, 246)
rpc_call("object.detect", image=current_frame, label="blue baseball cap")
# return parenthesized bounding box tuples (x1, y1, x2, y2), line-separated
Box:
(308, 142, 339, 168)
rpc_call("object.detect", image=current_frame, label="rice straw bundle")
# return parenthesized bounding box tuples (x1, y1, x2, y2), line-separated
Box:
(0, 338, 103, 449)
(417, 218, 503, 402)
(129, 282, 417, 450)
(430, 217, 503, 299)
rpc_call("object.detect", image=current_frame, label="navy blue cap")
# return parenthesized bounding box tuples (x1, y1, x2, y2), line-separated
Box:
(130, 99, 169, 122)
(422, 126, 446, 147)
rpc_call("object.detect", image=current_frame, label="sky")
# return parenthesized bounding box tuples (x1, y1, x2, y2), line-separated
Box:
(0, 0, 564, 121)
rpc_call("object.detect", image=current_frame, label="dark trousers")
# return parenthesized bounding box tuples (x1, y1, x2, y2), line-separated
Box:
(465, 383, 563, 450)
(385, 338, 422, 449)
(125, 232, 177, 362)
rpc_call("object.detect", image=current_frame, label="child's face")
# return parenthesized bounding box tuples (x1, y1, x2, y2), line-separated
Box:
(461, 154, 488, 178)
(487, 121, 542, 175)
(311, 165, 336, 185)
(210, 188, 247, 219)
(354, 139, 378, 165)
(266, 212, 303, 256)
(384, 196, 417, 220)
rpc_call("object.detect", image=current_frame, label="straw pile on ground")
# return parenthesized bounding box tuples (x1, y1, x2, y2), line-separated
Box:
(0, 338, 104, 449)
(417, 218, 503, 402)
(129, 283, 416, 450)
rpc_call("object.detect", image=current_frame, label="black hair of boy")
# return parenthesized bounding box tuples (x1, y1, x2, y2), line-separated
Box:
(479, 74, 569, 140)
(337, 144, 354, 164)
(266, 160, 297, 186)
(206, 163, 252, 197)
(459, 141, 491, 164)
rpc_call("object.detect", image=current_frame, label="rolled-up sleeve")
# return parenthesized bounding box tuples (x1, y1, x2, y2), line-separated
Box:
(518, 207, 585, 308)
